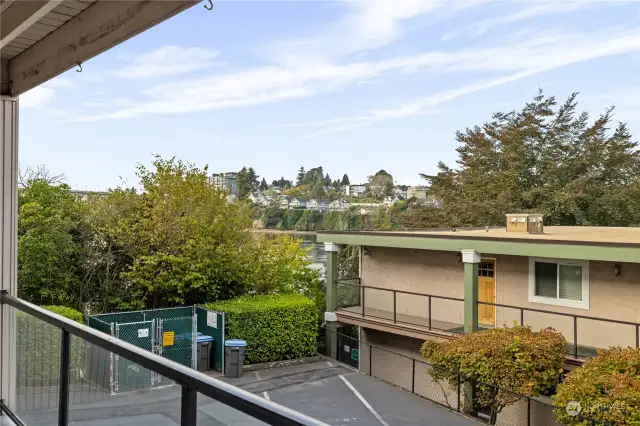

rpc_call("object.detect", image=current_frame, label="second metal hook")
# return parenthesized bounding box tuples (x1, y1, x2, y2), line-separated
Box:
(76, 62, 82, 73)
(204, 0, 213, 10)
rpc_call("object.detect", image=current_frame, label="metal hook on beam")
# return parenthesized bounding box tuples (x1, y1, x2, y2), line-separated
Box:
(204, 0, 213, 10)
(76, 62, 82, 73)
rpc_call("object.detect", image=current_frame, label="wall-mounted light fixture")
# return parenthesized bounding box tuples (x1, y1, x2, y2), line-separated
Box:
(456, 252, 462, 263)
(613, 264, 622, 277)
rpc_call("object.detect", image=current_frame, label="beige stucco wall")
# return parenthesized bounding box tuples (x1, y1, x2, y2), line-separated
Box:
(495, 255, 640, 349)
(360, 247, 465, 327)
(360, 247, 640, 351)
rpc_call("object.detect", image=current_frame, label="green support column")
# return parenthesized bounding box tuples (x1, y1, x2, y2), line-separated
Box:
(462, 249, 480, 333)
(324, 242, 339, 361)
(461, 249, 480, 414)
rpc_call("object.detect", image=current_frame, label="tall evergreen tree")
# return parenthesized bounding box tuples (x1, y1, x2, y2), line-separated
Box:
(423, 91, 640, 227)
(259, 178, 268, 191)
(341, 174, 350, 185)
(296, 167, 305, 187)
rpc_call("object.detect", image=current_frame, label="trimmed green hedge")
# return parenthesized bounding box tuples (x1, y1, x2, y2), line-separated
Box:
(42, 305, 83, 323)
(16, 306, 84, 386)
(204, 294, 318, 364)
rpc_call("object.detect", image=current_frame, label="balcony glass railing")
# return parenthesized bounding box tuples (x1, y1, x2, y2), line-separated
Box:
(0, 291, 327, 426)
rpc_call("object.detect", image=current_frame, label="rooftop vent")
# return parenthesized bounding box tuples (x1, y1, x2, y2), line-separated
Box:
(506, 214, 543, 234)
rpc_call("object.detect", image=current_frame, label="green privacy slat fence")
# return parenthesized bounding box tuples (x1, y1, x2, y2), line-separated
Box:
(115, 321, 155, 393)
(196, 307, 225, 373)
(87, 306, 198, 394)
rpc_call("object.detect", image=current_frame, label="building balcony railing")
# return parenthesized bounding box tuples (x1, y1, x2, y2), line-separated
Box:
(0, 291, 327, 426)
(335, 279, 466, 334)
(336, 281, 640, 359)
(478, 300, 640, 359)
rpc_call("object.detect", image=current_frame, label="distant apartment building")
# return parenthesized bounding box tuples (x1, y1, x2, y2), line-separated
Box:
(346, 184, 367, 197)
(69, 189, 109, 201)
(210, 172, 238, 195)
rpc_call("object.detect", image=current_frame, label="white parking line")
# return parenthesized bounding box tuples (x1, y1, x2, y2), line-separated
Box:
(339, 375, 389, 426)
(263, 391, 270, 401)
(255, 371, 262, 380)
(326, 361, 333, 367)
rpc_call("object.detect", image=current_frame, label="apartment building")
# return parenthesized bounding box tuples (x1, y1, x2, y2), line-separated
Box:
(319, 215, 640, 424)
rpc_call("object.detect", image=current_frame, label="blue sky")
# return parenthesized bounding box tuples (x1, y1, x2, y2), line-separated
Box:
(18, 0, 640, 190)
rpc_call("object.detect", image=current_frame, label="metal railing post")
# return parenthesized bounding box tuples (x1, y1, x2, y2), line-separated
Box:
(362, 286, 366, 317)
(369, 345, 372, 376)
(411, 359, 415, 393)
(58, 329, 71, 426)
(181, 385, 197, 426)
(573, 316, 578, 358)
(636, 325, 639, 349)
(428, 296, 432, 330)
(393, 291, 397, 323)
(527, 397, 531, 426)
(520, 308, 524, 326)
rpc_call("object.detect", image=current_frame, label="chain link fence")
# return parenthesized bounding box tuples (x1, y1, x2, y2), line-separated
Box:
(319, 327, 606, 426)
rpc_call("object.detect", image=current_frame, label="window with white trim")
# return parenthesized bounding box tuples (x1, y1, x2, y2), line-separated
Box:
(528, 258, 589, 309)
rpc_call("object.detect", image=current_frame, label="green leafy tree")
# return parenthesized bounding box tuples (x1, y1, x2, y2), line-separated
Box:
(553, 347, 640, 425)
(341, 174, 350, 186)
(421, 325, 567, 424)
(259, 178, 268, 191)
(18, 180, 83, 307)
(367, 170, 394, 199)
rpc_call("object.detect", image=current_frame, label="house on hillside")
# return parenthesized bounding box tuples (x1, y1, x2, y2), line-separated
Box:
(278, 196, 292, 209)
(406, 186, 427, 199)
(346, 184, 367, 197)
(307, 199, 329, 212)
(320, 214, 640, 423)
(328, 199, 349, 212)
(248, 192, 269, 206)
(383, 195, 405, 206)
(393, 187, 408, 199)
(289, 198, 308, 209)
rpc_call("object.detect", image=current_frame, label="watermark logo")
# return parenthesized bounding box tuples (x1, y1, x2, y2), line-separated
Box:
(566, 401, 582, 416)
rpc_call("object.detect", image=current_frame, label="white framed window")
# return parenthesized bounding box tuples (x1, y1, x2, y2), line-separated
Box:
(528, 257, 589, 309)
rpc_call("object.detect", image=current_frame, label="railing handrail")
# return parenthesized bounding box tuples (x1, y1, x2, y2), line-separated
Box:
(477, 299, 640, 327)
(336, 281, 464, 302)
(336, 281, 640, 328)
(0, 292, 327, 426)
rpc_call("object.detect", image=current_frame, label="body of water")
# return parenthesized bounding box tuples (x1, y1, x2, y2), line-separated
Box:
(297, 234, 326, 276)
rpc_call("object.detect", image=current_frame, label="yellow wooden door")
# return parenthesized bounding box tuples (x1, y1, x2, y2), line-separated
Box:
(478, 259, 496, 326)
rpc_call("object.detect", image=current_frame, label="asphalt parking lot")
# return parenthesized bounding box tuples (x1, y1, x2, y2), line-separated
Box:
(16, 360, 476, 426)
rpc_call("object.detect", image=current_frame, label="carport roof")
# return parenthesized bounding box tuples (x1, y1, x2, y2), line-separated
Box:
(1, 0, 199, 96)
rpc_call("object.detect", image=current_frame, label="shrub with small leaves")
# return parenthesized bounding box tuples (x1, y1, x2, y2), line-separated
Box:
(421, 325, 567, 424)
(553, 347, 640, 425)
(204, 294, 317, 364)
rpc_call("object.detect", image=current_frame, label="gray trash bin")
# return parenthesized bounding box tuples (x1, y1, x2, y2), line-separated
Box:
(224, 339, 247, 378)
(197, 335, 214, 372)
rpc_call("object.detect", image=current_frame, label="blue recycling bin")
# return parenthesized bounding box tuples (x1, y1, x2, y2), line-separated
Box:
(224, 339, 247, 378)
(197, 335, 214, 372)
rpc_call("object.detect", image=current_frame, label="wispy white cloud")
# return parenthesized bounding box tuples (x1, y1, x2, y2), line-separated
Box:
(110, 46, 219, 79)
(20, 86, 56, 109)
(62, 26, 640, 123)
